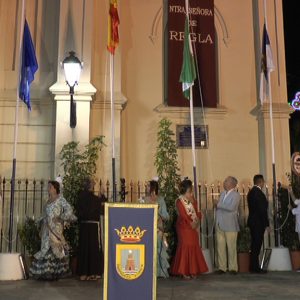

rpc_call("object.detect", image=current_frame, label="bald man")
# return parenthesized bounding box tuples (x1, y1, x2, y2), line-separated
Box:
(215, 176, 241, 274)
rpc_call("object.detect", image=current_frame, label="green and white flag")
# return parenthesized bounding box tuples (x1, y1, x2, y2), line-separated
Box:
(179, 14, 196, 99)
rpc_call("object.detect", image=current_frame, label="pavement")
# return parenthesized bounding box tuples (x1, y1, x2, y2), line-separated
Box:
(0, 272, 300, 300)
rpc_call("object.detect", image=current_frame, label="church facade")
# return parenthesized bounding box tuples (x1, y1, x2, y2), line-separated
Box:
(0, 0, 292, 187)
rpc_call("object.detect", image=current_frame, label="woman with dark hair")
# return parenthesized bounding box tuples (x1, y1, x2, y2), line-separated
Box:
(77, 178, 106, 280)
(30, 180, 77, 280)
(171, 179, 208, 279)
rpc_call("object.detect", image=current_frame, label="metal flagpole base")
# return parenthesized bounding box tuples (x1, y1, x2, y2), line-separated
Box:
(0, 253, 24, 280)
(202, 248, 213, 274)
(267, 247, 292, 271)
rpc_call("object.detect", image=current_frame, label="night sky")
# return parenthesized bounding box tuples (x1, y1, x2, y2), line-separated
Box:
(282, 1, 300, 153)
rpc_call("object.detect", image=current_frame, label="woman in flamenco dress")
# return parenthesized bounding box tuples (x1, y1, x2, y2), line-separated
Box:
(171, 178, 208, 279)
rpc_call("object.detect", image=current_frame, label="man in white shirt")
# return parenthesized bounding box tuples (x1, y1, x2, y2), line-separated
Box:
(215, 176, 241, 275)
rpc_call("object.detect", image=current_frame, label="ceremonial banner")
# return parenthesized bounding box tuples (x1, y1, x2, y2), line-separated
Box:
(165, 0, 217, 107)
(103, 203, 157, 300)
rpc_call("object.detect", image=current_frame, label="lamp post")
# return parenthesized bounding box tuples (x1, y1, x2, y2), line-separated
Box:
(62, 51, 82, 128)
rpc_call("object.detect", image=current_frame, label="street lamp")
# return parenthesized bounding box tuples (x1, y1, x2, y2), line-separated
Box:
(62, 51, 82, 128)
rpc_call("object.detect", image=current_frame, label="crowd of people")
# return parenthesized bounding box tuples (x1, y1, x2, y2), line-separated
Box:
(29, 173, 293, 281)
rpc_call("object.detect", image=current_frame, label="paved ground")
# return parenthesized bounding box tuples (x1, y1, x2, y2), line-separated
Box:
(0, 272, 300, 300)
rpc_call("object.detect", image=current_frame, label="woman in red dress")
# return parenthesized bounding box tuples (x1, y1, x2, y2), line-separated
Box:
(171, 179, 208, 279)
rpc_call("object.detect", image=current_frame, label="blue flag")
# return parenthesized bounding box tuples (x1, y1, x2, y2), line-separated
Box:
(260, 23, 275, 103)
(19, 20, 38, 110)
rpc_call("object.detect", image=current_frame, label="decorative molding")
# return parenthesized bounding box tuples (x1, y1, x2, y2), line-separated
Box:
(0, 141, 54, 146)
(49, 82, 96, 102)
(0, 123, 54, 127)
(92, 91, 127, 111)
(149, 6, 163, 44)
(0, 90, 54, 107)
(148, 4, 230, 46)
(0, 160, 54, 164)
(214, 5, 230, 47)
(251, 102, 293, 120)
(154, 103, 228, 120)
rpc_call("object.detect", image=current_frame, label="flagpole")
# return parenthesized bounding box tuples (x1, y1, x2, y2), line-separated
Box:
(8, 0, 26, 253)
(185, 0, 198, 204)
(189, 87, 198, 205)
(263, 0, 279, 246)
(110, 53, 117, 202)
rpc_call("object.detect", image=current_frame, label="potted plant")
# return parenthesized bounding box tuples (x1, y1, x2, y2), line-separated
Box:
(154, 118, 181, 258)
(18, 217, 41, 268)
(279, 177, 300, 270)
(289, 239, 300, 271)
(60, 136, 105, 274)
(237, 225, 251, 272)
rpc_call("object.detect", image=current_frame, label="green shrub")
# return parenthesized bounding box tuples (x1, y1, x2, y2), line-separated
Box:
(155, 118, 181, 257)
(60, 136, 105, 255)
(18, 217, 40, 256)
(237, 226, 251, 253)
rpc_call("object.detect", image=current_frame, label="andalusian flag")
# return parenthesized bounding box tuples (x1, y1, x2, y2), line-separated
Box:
(107, 0, 120, 55)
(180, 15, 196, 99)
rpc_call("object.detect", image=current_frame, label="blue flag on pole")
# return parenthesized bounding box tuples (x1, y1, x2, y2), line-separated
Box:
(19, 20, 38, 110)
(259, 23, 275, 104)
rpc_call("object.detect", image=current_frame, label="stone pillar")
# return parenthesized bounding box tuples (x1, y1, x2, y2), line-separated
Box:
(252, 0, 292, 184)
(253, 103, 292, 184)
(50, 0, 96, 176)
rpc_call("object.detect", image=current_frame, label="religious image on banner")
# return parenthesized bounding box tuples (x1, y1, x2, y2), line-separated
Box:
(103, 203, 157, 300)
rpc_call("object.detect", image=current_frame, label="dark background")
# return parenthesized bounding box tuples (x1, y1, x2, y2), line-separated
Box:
(283, 1, 300, 153)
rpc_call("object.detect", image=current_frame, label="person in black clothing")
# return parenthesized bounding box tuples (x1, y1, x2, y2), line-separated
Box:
(77, 178, 106, 280)
(247, 174, 270, 273)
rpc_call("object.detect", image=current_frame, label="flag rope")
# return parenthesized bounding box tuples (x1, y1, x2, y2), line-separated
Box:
(186, 1, 215, 183)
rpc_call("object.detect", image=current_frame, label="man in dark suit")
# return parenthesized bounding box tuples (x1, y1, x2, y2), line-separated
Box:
(247, 174, 270, 273)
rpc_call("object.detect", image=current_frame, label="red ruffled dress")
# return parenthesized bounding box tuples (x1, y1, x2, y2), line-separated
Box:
(171, 198, 208, 276)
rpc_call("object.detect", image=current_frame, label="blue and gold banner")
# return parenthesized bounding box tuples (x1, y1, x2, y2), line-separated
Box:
(103, 203, 157, 300)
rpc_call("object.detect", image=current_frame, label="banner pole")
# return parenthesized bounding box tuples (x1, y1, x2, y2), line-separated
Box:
(110, 53, 117, 202)
(8, 0, 25, 253)
(264, 0, 279, 246)
(189, 87, 198, 206)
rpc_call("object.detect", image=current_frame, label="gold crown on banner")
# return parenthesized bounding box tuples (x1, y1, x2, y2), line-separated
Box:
(115, 226, 146, 243)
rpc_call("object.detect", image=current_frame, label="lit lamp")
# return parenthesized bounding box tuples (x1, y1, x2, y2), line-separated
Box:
(62, 51, 82, 128)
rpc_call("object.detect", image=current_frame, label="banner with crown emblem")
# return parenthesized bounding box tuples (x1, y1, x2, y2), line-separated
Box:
(103, 203, 158, 300)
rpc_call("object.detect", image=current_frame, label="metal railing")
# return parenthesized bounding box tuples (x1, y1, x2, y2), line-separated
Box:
(0, 177, 275, 267)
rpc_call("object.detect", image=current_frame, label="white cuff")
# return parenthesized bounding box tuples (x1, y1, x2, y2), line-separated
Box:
(294, 199, 300, 205)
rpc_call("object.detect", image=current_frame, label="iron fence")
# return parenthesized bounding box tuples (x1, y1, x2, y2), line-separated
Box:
(0, 177, 275, 267)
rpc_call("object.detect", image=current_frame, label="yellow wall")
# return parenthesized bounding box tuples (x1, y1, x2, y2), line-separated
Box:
(0, 0, 58, 179)
(0, 0, 291, 186)
(95, 0, 290, 185)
